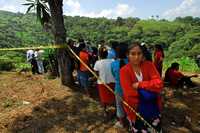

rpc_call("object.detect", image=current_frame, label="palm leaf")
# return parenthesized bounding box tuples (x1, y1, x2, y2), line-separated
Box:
(41, 2, 50, 12)
(36, 3, 42, 21)
(41, 7, 50, 25)
(26, 4, 34, 13)
(22, 3, 34, 6)
(26, 0, 35, 2)
(23, 0, 51, 25)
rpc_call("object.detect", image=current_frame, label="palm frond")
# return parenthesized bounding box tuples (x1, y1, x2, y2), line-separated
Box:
(22, 3, 34, 6)
(26, 0, 35, 2)
(26, 4, 34, 13)
(23, 0, 51, 25)
(36, 3, 42, 21)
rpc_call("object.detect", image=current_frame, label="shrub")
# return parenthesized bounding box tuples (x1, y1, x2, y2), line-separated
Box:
(14, 63, 31, 71)
(0, 58, 15, 71)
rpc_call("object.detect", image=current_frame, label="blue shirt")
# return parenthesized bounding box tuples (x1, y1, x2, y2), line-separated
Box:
(111, 59, 128, 95)
(107, 48, 116, 59)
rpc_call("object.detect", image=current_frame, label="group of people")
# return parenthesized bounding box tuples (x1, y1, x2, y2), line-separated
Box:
(26, 49, 45, 74)
(73, 40, 165, 132)
(26, 39, 198, 132)
(73, 39, 199, 132)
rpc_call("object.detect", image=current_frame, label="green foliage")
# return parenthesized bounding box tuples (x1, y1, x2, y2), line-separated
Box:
(23, 0, 50, 25)
(0, 10, 53, 48)
(0, 51, 26, 71)
(0, 10, 200, 72)
(168, 28, 200, 58)
(14, 63, 31, 71)
(0, 58, 14, 71)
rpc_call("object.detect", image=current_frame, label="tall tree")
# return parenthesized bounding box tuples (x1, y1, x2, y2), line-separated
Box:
(24, 0, 74, 86)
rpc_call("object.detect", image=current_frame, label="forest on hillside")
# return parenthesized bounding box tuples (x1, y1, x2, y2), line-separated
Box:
(0, 10, 200, 72)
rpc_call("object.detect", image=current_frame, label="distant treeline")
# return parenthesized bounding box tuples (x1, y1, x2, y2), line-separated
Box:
(0, 10, 200, 71)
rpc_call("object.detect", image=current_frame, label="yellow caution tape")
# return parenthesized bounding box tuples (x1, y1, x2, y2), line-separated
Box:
(0, 45, 65, 51)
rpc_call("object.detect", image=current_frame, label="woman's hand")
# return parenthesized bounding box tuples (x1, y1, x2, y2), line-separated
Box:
(132, 82, 139, 89)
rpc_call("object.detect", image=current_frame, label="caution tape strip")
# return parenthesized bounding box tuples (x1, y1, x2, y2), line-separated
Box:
(0, 45, 65, 51)
(0, 45, 159, 133)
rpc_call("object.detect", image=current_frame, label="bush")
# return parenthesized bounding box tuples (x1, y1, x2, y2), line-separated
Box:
(0, 58, 15, 71)
(0, 51, 27, 71)
(14, 63, 31, 71)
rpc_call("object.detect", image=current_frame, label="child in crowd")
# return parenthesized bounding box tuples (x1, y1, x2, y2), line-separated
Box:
(78, 42, 90, 96)
(94, 47, 115, 120)
(111, 43, 128, 128)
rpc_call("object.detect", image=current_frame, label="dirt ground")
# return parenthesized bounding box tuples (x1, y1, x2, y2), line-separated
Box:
(0, 72, 200, 133)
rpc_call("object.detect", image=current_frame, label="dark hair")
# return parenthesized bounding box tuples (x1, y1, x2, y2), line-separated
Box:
(99, 47, 108, 59)
(78, 38, 84, 43)
(116, 42, 128, 68)
(155, 44, 163, 51)
(110, 40, 119, 50)
(79, 42, 86, 50)
(117, 42, 128, 58)
(91, 47, 98, 55)
(171, 62, 179, 69)
(68, 39, 74, 46)
(155, 44, 164, 58)
(128, 42, 143, 54)
(141, 44, 152, 61)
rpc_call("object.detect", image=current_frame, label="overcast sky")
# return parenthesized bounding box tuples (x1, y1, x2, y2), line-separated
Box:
(0, 0, 200, 20)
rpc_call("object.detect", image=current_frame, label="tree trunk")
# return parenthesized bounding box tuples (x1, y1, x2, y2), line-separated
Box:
(48, 0, 73, 86)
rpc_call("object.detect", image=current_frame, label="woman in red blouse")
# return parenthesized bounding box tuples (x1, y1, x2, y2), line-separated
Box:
(154, 44, 164, 77)
(120, 42, 163, 132)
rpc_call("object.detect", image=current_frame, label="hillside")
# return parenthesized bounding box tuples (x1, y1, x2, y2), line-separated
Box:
(0, 10, 200, 58)
(0, 10, 200, 73)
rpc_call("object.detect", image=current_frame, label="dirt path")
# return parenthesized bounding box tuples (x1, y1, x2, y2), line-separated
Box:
(0, 72, 200, 133)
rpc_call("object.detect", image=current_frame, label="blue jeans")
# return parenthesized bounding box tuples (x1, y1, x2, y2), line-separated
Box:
(36, 60, 44, 73)
(115, 93, 125, 118)
(78, 70, 89, 90)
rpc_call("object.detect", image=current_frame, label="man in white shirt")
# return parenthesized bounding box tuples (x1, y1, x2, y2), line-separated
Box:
(34, 49, 44, 74)
(26, 49, 34, 62)
(27, 49, 39, 74)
